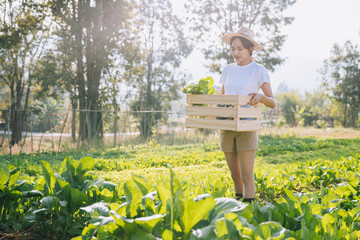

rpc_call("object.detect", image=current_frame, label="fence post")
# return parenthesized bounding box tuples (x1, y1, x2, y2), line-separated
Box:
(114, 110, 117, 146)
(7, 107, 12, 155)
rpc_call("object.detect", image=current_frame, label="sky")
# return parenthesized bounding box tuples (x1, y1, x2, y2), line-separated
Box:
(175, 0, 360, 94)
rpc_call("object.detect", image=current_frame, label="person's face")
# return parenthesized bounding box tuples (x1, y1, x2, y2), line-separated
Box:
(231, 38, 252, 65)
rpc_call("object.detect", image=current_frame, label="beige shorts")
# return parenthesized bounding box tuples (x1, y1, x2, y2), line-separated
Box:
(219, 130, 258, 152)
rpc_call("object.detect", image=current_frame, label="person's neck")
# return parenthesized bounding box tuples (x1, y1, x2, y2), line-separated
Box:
(237, 58, 253, 66)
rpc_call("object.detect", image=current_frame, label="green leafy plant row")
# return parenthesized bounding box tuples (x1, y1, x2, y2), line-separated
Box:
(1, 153, 360, 239)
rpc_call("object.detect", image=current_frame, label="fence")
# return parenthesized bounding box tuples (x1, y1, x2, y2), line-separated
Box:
(0, 107, 281, 155)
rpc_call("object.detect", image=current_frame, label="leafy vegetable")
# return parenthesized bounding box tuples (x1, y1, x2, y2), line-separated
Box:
(182, 76, 215, 94)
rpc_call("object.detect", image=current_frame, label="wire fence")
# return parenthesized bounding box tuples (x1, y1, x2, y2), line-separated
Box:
(0, 107, 281, 155)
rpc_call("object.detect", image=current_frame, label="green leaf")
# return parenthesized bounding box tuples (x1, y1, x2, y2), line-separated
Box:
(321, 213, 335, 229)
(134, 214, 165, 232)
(8, 171, 19, 187)
(215, 218, 240, 239)
(191, 225, 217, 240)
(70, 237, 82, 240)
(70, 187, 87, 210)
(112, 215, 137, 235)
(208, 197, 248, 224)
(254, 221, 286, 239)
(131, 228, 156, 240)
(300, 219, 321, 240)
(41, 161, 55, 194)
(132, 174, 152, 196)
(180, 196, 216, 236)
(161, 229, 173, 240)
(100, 188, 113, 202)
(81, 202, 110, 216)
(124, 180, 142, 218)
(40, 196, 59, 210)
(80, 157, 95, 171)
(283, 189, 296, 201)
(0, 164, 10, 188)
(156, 184, 171, 214)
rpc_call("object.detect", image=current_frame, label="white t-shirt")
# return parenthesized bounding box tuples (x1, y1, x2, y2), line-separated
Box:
(219, 61, 270, 95)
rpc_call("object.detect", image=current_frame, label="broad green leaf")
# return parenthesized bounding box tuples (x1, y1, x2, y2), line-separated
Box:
(254, 221, 286, 240)
(180, 196, 216, 236)
(300, 219, 321, 240)
(70, 187, 87, 210)
(124, 180, 142, 218)
(112, 214, 137, 235)
(301, 203, 313, 224)
(142, 191, 157, 215)
(208, 197, 248, 223)
(81, 202, 110, 216)
(97, 222, 120, 239)
(191, 225, 217, 240)
(162, 229, 173, 240)
(156, 184, 171, 214)
(100, 188, 113, 202)
(40, 196, 59, 210)
(70, 237, 82, 240)
(80, 157, 95, 171)
(80, 224, 98, 239)
(8, 169, 19, 187)
(211, 179, 227, 198)
(321, 213, 335, 229)
(132, 174, 152, 195)
(283, 189, 296, 201)
(131, 228, 156, 240)
(215, 218, 239, 239)
(134, 214, 165, 232)
(6, 189, 22, 200)
(41, 161, 55, 194)
(0, 164, 10, 188)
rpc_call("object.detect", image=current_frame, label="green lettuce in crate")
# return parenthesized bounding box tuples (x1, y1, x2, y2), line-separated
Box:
(182, 76, 215, 94)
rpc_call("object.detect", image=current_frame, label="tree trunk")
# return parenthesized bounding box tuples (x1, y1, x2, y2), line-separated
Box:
(71, 97, 77, 142)
(10, 61, 25, 145)
(74, 0, 87, 141)
(86, 0, 104, 142)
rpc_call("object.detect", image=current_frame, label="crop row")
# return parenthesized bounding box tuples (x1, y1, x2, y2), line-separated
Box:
(1, 151, 360, 239)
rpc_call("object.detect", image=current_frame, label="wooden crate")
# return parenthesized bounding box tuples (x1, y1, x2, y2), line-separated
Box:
(185, 94, 262, 132)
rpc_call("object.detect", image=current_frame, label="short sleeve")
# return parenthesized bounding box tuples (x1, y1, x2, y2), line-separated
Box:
(219, 66, 227, 85)
(257, 66, 270, 87)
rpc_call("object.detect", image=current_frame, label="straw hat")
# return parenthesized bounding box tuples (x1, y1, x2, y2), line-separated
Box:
(222, 26, 262, 50)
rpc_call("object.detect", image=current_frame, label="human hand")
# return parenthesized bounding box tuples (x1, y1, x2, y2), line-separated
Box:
(248, 93, 263, 106)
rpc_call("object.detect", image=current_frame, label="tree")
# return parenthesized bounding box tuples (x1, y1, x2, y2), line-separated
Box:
(124, 0, 192, 139)
(185, 0, 296, 73)
(48, 0, 130, 143)
(321, 41, 360, 127)
(0, 0, 49, 145)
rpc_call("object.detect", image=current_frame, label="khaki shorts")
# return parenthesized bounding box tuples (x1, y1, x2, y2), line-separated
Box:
(219, 130, 258, 152)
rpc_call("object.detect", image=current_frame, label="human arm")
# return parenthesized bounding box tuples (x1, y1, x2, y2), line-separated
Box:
(248, 83, 276, 108)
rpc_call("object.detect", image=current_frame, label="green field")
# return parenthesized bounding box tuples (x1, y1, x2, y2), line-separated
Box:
(1, 136, 360, 239)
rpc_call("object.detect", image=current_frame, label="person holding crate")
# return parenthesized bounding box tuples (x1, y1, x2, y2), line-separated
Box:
(220, 26, 276, 203)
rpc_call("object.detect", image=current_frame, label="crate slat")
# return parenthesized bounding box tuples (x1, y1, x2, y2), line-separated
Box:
(186, 106, 262, 118)
(237, 120, 262, 131)
(237, 107, 262, 118)
(187, 94, 251, 105)
(186, 106, 237, 117)
(186, 117, 236, 130)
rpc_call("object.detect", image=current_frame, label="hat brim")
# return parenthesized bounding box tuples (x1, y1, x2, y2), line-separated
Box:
(222, 33, 262, 50)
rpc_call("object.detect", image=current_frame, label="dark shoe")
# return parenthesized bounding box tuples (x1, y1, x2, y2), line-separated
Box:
(242, 198, 255, 203)
(235, 193, 243, 200)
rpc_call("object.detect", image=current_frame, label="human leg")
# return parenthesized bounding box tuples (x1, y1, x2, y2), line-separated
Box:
(238, 150, 256, 199)
(224, 152, 243, 197)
